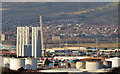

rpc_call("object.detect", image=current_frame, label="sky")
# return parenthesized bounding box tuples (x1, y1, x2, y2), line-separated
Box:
(1, 0, 120, 2)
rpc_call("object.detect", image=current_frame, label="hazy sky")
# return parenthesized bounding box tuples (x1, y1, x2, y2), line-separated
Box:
(1, 0, 120, 2)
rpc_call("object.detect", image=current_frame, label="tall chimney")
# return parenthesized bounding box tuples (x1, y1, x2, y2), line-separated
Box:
(39, 14, 44, 57)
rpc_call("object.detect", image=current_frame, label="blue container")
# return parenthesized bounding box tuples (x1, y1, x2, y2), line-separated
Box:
(69, 60, 73, 63)
(49, 63, 54, 67)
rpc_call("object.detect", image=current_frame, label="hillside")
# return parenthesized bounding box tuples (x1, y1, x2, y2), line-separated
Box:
(2, 2, 118, 26)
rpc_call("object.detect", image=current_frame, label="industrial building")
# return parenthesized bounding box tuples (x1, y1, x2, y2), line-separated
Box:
(32, 14, 44, 58)
(16, 26, 42, 58)
(32, 27, 42, 58)
(22, 44, 32, 57)
(17, 26, 30, 57)
(0, 34, 8, 41)
(16, 14, 44, 58)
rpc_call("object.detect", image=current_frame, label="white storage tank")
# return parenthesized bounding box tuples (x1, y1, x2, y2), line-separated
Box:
(10, 58, 25, 70)
(111, 57, 120, 68)
(76, 61, 86, 69)
(0, 57, 4, 74)
(0, 57, 4, 67)
(86, 61, 99, 71)
(106, 57, 120, 68)
(4, 58, 10, 68)
(25, 58, 37, 70)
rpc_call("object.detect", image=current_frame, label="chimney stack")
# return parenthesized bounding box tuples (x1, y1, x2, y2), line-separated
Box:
(39, 14, 44, 57)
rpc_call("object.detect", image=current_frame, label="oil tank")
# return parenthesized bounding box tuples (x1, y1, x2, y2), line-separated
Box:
(0, 57, 4, 74)
(10, 58, 25, 70)
(86, 61, 99, 71)
(25, 58, 37, 70)
(4, 58, 10, 68)
(76, 61, 86, 69)
(0, 57, 4, 67)
(111, 57, 120, 68)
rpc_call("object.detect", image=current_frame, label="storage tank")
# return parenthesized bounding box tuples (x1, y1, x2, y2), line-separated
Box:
(86, 61, 99, 71)
(111, 57, 120, 68)
(0, 57, 4, 67)
(4, 58, 10, 68)
(25, 58, 37, 70)
(10, 58, 25, 70)
(76, 61, 86, 69)
(0, 57, 4, 74)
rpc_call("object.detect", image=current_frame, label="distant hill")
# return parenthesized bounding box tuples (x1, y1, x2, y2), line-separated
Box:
(2, 2, 118, 26)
